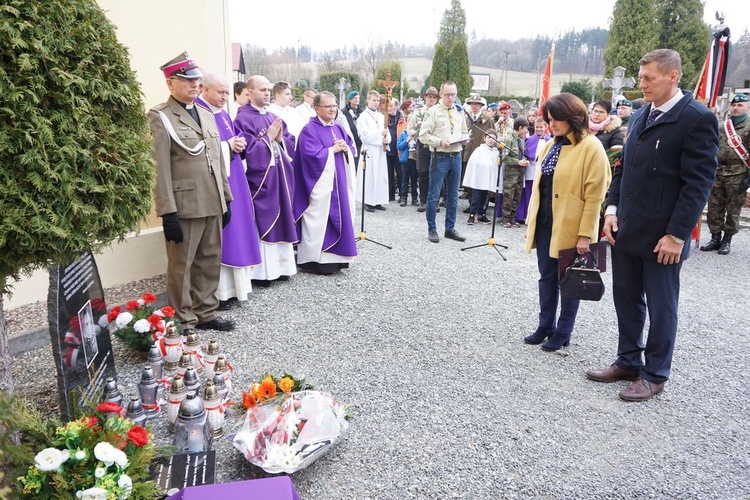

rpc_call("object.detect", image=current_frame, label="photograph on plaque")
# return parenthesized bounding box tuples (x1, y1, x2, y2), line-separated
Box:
(78, 301, 99, 368)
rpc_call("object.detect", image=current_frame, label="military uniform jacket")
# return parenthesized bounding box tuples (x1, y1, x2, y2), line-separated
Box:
(463, 110, 494, 161)
(717, 116, 750, 176)
(607, 91, 718, 259)
(149, 96, 232, 218)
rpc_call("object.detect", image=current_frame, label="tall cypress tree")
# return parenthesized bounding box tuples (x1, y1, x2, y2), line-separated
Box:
(429, 43, 449, 90)
(0, 0, 155, 395)
(449, 40, 473, 101)
(656, 0, 711, 89)
(603, 0, 658, 82)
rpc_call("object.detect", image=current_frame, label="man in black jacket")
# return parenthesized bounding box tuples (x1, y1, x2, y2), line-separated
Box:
(342, 91, 363, 169)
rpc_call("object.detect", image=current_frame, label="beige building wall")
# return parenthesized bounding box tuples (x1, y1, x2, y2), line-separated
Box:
(7, 0, 234, 311)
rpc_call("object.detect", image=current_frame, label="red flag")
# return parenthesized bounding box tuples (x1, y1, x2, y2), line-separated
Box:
(539, 43, 555, 114)
(694, 27, 731, 109)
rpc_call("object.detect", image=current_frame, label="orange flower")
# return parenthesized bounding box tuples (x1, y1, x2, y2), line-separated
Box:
(242, 391, 257, 409)
(260, 376, 277, 400)
(251, 383, 262, 401)
(278, 377, 294, 393)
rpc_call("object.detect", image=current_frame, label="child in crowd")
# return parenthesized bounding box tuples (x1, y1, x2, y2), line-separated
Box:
(499, 117, 530, 227)
(462, 128, 500, 225)
(516, 117, 550, 222)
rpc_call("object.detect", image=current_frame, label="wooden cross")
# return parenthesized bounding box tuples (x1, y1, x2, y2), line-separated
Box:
(377, 70, 399, 130)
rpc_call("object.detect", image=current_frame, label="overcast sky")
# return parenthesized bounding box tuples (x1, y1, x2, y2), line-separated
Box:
(229, 0, 738, 53)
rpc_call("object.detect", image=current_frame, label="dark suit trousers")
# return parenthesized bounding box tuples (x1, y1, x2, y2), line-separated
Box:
(166, 216, 222, 329)
(612, 247, 682, 383)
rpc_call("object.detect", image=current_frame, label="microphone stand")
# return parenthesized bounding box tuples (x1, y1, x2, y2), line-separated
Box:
(461, 124, 515, 260)
(355, 149, 392, 249)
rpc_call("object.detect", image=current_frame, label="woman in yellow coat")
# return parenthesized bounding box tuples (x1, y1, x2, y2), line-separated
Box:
(523, 93, 611, 351)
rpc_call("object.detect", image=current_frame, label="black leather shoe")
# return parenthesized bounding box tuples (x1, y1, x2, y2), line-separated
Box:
(365, 204, 376, 213)
(218, 300, 233, 311)
(417, 203, 426, 212)
(251, 279, 272, 288)
(374, 205, 386, 211)
(196, 316, 235, 331)
(428, 230, 439, 243)
(444, 229, 466, 242)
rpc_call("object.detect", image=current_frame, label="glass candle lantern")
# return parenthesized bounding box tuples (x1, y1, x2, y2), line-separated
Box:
(174, 392, 212, 453)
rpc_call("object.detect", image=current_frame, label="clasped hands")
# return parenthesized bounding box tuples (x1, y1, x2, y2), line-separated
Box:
(266, 118, 284, 143)
(332, 139, 348, 153)
(603, 214, 683, 265)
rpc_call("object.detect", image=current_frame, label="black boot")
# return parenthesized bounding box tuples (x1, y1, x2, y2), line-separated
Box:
(541, 330, 571, 352)
(700, 232, 722, 251)
(718, 234, 732, 255)
(399, 196, 407, 207)
(524, 326, 555, 345)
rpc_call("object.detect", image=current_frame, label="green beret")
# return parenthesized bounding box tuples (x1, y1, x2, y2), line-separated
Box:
(731, 93, 749, 104)
(347, 91, 359, 100)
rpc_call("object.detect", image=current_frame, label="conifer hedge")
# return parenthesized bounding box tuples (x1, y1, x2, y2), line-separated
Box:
(0, 0, 155, 282)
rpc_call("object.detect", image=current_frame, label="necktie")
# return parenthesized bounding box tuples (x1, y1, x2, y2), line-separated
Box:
(646, 107, 662, 127)
(541, 142, 563, 175)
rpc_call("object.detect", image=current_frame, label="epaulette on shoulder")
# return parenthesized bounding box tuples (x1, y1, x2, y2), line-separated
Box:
(150, 102, 169, 112)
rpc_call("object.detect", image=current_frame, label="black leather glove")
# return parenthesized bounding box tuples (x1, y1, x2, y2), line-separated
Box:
(222, 202, 232, 228)
(162, 212, 183, 243)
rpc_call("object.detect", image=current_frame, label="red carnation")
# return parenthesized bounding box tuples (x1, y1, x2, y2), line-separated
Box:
(97, 402, 122, 414)
(148, 313, 163, 327)
(161, 306, 176, 317)
(126, 425, 149, 447)
(107, 306, 121, 322)
(91, 298, 107, 312)
(142, 293, 158, 304)
(126, 300, 140, 311)
(85, 416, 99, 428)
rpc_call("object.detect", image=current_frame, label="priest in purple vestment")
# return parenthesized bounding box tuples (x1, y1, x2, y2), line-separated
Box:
(293, 91, 358, 274)
(233, 75, 298, 284)
(196, 74, 262, 307)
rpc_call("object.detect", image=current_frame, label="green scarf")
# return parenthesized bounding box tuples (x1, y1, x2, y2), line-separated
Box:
(730, 113, 747, 127)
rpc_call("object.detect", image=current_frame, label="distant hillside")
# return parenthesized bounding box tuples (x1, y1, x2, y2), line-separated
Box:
(401, 57, 598, 98)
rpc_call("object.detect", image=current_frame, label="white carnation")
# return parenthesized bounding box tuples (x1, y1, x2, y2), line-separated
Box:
(95, 467, 106, 478)
(93, 442, 118, 467)
(133, 319, 151, 333)
(98, 314, 109, 329)
(73, 450, 86, 460)
(118, 473, 133, 498)
(76, 487, 108, 500)
(115, 312, 133, 328)
(34, 447, 70, 471)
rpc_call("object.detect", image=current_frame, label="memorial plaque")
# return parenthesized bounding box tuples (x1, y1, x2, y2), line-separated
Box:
(48, 251, 117, 421)
(152, 451, 217, 496)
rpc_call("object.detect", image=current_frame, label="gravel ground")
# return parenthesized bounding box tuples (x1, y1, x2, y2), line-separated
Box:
(9, 200, 750, 499)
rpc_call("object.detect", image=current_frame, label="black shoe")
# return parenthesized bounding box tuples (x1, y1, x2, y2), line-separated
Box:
(428, 230, 439, 243)
(476, 215, 492, 224)
(417, 203, 426, 212)
(276, 275, 291, 281)
(251, 279, 272, 288)
(459, 192, 468, 200)
(436, 206, 441, 213)
(541, 331, 571, 352)
(411, 199, 419, 206)
(365, 204, 376, 213)
(218, 300, 233, 311)
(524, 326, 554, 345)
(463, 207, 471, 214)
(375, 205, 387, 211)
(439, 199, 446, 207)
(718, 234, 732, 255)
(444, 229, 466, 242)
(196, 316, 236, 331)
(467, 214, 475, 225)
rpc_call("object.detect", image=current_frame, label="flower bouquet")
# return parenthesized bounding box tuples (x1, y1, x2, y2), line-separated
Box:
(229, 374, 350, 474)
(106, 293, 178, 352)
(15, 402, 158, 499)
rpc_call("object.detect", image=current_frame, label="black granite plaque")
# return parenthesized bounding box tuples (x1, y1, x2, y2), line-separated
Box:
(48, 251, 117, 421)
(152, 451, 217, 496)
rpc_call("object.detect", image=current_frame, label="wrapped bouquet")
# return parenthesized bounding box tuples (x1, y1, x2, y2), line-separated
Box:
(229, 374, 350, 474)
(106, 293, 178, 352)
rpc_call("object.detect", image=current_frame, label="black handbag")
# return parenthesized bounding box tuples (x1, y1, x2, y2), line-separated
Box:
(560, 254, 605, 301)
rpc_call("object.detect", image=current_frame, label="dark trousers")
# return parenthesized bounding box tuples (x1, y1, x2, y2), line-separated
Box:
(417, 145, 431, 204)
(612, 247, 681, 383)
(469, 189, 488, 216)
(387, 155, 401, 201)
(400, 159, 418, 200)
(535, 224, 580, 335)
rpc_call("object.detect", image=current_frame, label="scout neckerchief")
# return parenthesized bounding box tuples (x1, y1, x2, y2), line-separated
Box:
(723, 118, 750, 168)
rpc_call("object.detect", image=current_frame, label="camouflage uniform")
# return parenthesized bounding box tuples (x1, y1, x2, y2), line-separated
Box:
(501, 132, 526, 224)
(707, 116, 750, 236)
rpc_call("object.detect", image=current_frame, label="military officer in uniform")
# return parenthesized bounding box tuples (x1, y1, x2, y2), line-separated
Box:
(700, 93, 750, 255)
(148, 52, 235, 332)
